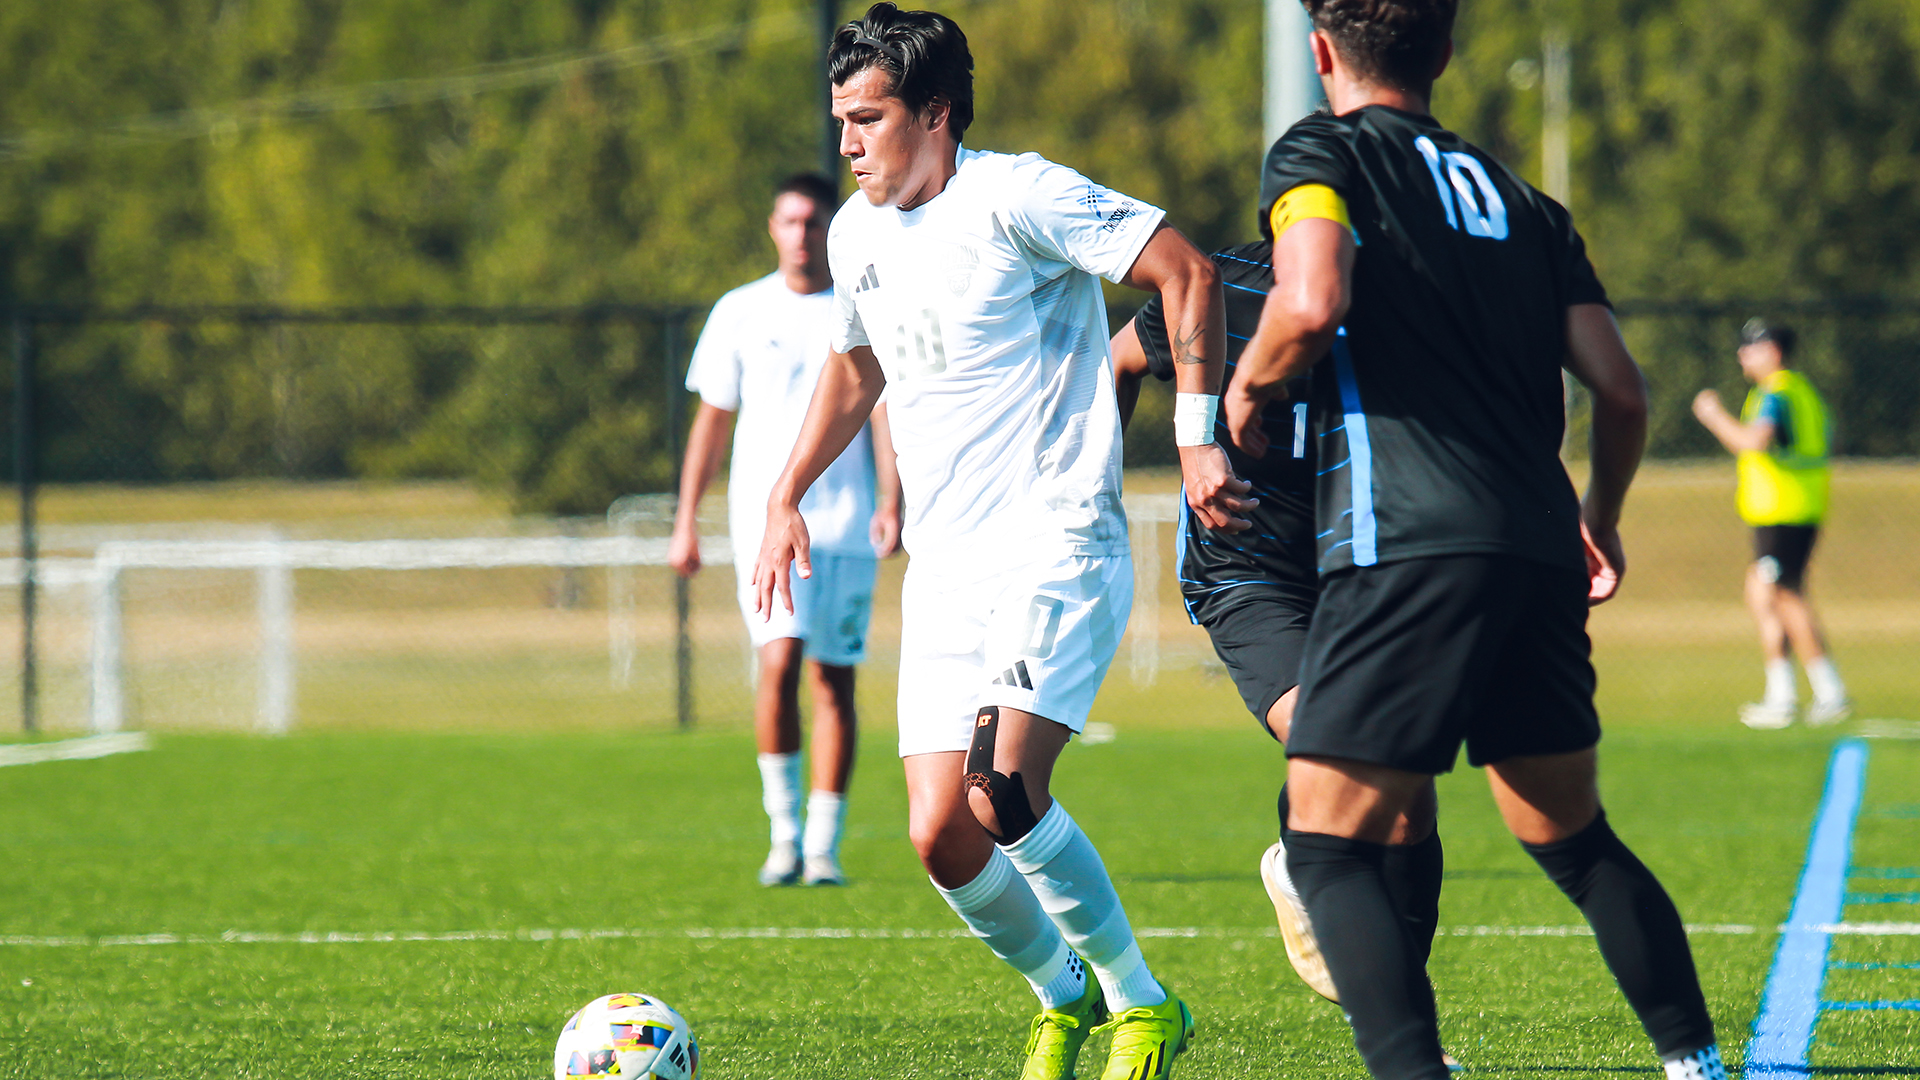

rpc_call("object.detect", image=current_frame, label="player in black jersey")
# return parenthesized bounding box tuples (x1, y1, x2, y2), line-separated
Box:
(1226, 3, 1723, 1080)
(1111, 241, 1445, 1011)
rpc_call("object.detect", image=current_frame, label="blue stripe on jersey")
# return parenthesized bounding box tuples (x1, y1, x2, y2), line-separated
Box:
(1332, 331, 1378, 566)
(1223, 281, 1267, 296)
(1175, 485, 1200, 624)
(1215, 251, 1273, 271)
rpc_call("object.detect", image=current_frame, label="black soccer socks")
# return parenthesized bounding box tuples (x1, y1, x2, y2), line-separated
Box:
(1286, 829, 1452, 1080)
(1521, 811, 1717, 1058)
(1278, 785, 1445, 964)
(1383, 826, 1444, 966)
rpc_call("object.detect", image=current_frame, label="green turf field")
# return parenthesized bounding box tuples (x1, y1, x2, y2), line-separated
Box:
(2, 724, 1915, 1078)
(3, 471, 1917, 1076)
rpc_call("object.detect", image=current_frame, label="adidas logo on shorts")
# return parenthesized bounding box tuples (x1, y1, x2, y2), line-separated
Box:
(991, 660, 1035, 691)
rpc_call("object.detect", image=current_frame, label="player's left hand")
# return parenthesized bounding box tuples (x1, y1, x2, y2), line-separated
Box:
(1180, 442, 1256, 532)
(870, 503, 902, 558)
(753, 502, 812, 618)
(1581, 517, 1625, 605)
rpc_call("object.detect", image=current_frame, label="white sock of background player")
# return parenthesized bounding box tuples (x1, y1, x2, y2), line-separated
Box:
(1762, 658, 1797, 708)
(935, 848, 1088, 1008)
(1804, 655, 1847, 705)
(757, 752, 802, 855)
(1004, 801, 1167, 1011)
(802, 789, 846, 863)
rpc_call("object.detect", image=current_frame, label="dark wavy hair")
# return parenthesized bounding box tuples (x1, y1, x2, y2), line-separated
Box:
(828, 3, 975, 139)
(1302, 0, 1458, 96)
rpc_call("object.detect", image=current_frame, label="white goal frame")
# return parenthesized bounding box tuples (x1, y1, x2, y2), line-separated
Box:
(4, 492, 1182, 736)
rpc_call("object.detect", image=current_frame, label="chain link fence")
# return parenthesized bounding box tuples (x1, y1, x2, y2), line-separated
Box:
(4, 302, 1918, 736)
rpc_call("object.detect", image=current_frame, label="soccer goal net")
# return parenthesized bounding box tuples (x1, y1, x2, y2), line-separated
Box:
(0, 493, 1207, 735)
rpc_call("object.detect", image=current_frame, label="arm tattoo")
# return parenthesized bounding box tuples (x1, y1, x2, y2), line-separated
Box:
(1170, 321, 1205, 366)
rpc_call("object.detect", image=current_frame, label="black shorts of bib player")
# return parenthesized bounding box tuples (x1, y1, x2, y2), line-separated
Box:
(1113, 243, 1447, 1009)
(1222, 2, 1723, 1079)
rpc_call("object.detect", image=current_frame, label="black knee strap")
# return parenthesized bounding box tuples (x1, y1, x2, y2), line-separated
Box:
(963, 707, 1040, 844)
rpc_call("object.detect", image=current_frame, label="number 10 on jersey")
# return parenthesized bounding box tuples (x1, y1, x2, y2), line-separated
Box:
(894, 309, 948, 380)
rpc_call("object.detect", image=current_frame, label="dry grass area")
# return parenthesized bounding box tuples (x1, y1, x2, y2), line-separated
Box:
(2, 465, 1915, 732)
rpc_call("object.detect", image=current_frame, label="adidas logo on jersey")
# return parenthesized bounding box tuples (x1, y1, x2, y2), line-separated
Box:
(853, 264, 880, 293)
(990, 660, 1035, 691)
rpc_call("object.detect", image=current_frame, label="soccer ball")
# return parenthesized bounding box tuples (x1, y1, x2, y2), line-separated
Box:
(552, 993, 699, 1080)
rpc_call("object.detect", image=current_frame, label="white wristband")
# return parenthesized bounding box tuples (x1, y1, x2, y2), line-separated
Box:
(1173, 393, 1218, 447)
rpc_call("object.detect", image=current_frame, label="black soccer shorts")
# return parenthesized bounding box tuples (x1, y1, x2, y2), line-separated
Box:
(1190, 582, 1317, 739)
(1286, 554, 1601, 775)
(1752, 524, 1819, 591)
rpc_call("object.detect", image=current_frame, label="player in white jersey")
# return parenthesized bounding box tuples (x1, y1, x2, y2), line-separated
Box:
(670, 173, 903, 889)
(751, 8, 1251, 1079)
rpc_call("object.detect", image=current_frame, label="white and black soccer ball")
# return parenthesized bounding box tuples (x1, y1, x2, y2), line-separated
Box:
(553, 993, 699, 1080)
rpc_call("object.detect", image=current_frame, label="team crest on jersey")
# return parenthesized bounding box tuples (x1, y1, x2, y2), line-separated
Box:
(945, 246, 979, 296)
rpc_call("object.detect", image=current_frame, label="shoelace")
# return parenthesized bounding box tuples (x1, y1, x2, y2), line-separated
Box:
(1025, 1007, 1092, 1055)
(1094, 1007, 1184, 1080)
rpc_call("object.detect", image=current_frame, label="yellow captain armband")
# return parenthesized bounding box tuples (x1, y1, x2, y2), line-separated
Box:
(1270, 183, 1351, 239)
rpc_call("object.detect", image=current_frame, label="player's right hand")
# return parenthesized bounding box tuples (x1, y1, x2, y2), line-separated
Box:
(1581, 518, 1625, 605)
(1180, 442, 1256, 533)
(667, 526, 701, 578)
(753, 502, 812, 618)
(1224, 383, 1274, 459)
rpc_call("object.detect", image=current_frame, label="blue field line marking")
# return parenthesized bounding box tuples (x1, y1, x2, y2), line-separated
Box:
(1844, 891, 1920, 904)
(1744, 738, 1871, 1080)
(1850, 868, 1919, 879)
(1820, 1000, 1920, 1011)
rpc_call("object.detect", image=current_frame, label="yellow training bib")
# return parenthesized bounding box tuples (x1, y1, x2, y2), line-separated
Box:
(1270, 184, 1351, 240)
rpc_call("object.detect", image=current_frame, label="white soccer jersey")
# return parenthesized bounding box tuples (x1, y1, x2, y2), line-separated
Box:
(685, 273, 877, 558)
(828, 147, 1164, 568)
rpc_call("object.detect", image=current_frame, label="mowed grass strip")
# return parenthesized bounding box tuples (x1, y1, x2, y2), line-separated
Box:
(4, 727, 1917, 1078)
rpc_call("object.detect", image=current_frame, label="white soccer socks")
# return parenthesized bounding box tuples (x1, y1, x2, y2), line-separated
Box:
(802, 790, 848, 884)
(935, 847, 1086, 1009)
(802, 789, 847, 861)
(757, 753, 803, 883)
(1004, 801, 1167, 1012)
(1763, 659, 1798, 709)
(1805, 656, 1850, 719)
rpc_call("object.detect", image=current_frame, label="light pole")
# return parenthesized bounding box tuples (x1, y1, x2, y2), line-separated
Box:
(1265, 0, 1324, 153)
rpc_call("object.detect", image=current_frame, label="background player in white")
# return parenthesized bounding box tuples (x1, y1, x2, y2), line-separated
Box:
(751, 7, 1251, 1079)
(670, 173, 903, 888)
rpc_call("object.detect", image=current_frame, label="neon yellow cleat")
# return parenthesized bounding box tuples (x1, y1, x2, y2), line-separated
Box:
(1021, 971, 1107, 1080)
(1094, 992, 1193, 1080)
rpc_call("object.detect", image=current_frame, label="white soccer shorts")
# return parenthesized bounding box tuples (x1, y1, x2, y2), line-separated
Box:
(734, 551, 878, 666)
(895, 552, 1133, 757)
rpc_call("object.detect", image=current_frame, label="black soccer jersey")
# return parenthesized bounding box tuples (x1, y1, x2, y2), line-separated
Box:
(1258, 106, 1610, 574)
(1132, 242, 1317, 615)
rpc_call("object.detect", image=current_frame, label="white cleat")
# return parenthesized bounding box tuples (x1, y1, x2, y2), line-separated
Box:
(1739, 702, 1796, 730)
(1662, 1044, 1727, 1080)
(758, 844, 802, 887)
(1259, 839, 1340, 1002)
(802, 854, 846, 886)
(1806, 697, 1853, 727)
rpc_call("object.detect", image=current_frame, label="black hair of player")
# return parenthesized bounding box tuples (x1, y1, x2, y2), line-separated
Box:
(774, 172, 838, 210)
(828, 3, 975, 139)
(1741, 317, 1797, 363)
(1301, 0, 1458, 98)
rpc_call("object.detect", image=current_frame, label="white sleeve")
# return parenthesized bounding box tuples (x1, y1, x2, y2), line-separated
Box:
(1002, 156, 1167, 284)
(684, 295, 743, 411)
(830, 278, 869, 354)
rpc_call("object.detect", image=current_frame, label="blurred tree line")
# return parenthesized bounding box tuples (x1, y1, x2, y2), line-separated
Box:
(2, 0, 1918, 510)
